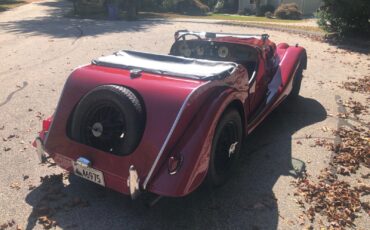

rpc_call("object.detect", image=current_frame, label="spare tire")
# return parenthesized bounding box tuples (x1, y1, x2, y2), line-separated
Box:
(70, 85, 145, 156)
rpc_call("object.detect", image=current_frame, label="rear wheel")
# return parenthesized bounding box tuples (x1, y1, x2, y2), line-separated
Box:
(71, 85, 145, 156)
(207, 109, 243, 187)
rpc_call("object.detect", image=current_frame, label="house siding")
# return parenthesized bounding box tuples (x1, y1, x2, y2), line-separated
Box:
(239, 0, 322, 15)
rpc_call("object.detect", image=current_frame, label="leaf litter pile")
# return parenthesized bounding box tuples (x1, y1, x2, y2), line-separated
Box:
(292, 79, 370, 228)
(340, 76, 370, 94)
(340, 98, 368, 117)
(293, 170, 363, 228)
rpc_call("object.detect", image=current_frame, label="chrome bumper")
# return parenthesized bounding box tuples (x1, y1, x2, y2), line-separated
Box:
(35, 137, 47, 163)
(127, 165, 140, 199)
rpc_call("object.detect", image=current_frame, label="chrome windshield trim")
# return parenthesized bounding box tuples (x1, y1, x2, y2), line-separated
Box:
(143, 81, 210, 189)
(175, 30, 266, 40)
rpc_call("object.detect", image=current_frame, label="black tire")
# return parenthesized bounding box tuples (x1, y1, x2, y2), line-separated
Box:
(207, 109, 243, 187)
(289, 61, 304, 99)
(71, 85, 145, 156)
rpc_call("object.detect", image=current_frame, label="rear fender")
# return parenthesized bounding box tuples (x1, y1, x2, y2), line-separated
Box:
(275, 44, 307, 96)
(147, 84, 246, 197)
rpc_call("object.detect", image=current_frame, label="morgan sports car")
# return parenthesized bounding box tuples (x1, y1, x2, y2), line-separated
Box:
(33, 30, 307, 199)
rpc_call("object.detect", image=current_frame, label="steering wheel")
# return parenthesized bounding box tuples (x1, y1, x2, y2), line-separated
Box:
(175, 33, 202, 41)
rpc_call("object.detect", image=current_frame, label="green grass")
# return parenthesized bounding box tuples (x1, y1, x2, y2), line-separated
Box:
(138, 12, 323, 34)
(139, 12, 301, 23)
(226, 21, 324, 33)
(204, 14, 300, 23)
(0, 0, 26, 12)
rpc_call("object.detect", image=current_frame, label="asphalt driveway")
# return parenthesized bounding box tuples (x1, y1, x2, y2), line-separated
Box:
(0, 1, 369, 229)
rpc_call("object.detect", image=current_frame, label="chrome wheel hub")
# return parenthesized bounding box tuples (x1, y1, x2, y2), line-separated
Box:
(228, 141, 238, 157)
(92, 122, 103, 137)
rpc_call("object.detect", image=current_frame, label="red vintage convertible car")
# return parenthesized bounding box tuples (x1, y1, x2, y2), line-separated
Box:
(33, 30, 307, 199)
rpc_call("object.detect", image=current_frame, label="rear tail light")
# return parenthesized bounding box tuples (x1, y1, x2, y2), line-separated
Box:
(42, 116, 53, 132)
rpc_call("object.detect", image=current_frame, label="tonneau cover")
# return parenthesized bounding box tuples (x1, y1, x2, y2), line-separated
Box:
(92, 50, 237, 80)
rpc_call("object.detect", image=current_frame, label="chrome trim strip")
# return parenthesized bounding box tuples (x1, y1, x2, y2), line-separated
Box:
(176, 30, 263, 40)
(35, 137, 46, 163)
(127, 165, 140, 199)
(143, 81, 210, 189)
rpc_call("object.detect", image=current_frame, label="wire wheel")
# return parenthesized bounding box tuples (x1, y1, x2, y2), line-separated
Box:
(214, 122, 238, 174)
(71, 85, 145, 156)
(207, 109, 242, 187)
(82, 102, 126, 154)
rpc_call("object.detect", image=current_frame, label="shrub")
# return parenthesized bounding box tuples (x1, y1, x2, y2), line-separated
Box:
(256, 4, 275, 16)
(176, 0, 210, 15)
(213, 0, 237, 13)
(317, 0, 370, 37)
(265, 11, 273, 19)
(274, 3, 302, 20)
(162, 0, 177, 11)
(141, 0, 165, 11)
(238, 7, 254, 16)
(73, 0, 106, 16)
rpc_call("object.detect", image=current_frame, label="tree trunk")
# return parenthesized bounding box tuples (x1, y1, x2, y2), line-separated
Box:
(127, 0, 137, 20)
(255, 0, 261, 16)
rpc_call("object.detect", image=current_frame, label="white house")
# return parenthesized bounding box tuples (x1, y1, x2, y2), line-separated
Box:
(238, 0, 322, 15)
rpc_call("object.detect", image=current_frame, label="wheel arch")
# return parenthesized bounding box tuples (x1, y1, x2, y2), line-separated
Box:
(147, 88, 247, 196)
(225, 99, 246, 138)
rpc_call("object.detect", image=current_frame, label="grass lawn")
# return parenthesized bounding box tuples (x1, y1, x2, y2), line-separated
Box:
(139, 12, 323, 33)
(139, 12, 301, 24)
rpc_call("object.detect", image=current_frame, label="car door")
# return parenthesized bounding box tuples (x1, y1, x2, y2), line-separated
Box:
(247, 51, 271, 120)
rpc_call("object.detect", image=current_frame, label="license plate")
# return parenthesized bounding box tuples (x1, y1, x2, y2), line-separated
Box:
(72, 162, 105, 186)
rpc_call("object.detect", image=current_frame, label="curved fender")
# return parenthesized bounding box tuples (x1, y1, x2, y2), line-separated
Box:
(276, 44, 307, 96)
(147, 83, 246, 197)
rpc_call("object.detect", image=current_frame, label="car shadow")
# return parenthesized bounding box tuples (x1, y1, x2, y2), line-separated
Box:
(0, 0, 169, 38)
(25, 96, 327, 230)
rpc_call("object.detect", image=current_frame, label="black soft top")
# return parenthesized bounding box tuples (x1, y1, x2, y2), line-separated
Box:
(92, 50, 237, 80)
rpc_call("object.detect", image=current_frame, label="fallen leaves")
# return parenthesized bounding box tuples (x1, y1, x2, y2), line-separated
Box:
(3, 147, 11, 152)
(292, 170, 362, 228)
(332, 126, 370, 175)
(29, 174, 90, 229)
(354, 183, 370, 196)
(312, 126, 369, 176)
(341, 76, 370, 94)
(321, 126, 331, 132)
(295, 94, 369, 228)
(38, 216, 56, 229)
(341, 99, 368, 116)
(0, 219, 22, 230)
(10, 182, 20, 190)
(36, 111, 45, 120)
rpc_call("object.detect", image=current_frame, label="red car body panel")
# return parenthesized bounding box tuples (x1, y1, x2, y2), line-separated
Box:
(34, 32, 307, 197)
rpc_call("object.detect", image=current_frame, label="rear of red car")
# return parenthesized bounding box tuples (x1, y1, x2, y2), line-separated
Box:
(33, 50, 247, 198)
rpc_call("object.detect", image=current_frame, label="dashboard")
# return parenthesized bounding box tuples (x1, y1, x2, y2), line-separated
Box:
(169, 40, 259, 64)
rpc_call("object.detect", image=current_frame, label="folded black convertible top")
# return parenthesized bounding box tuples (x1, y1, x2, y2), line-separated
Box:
(92, 50, 237, 80)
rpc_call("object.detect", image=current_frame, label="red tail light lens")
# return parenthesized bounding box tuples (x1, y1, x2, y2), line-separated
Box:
(42, 116, 53, 131)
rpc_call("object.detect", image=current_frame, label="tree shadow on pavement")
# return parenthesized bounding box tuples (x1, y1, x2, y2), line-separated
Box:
(25, 96, 327, 230)
(0, 0, 169, 38)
